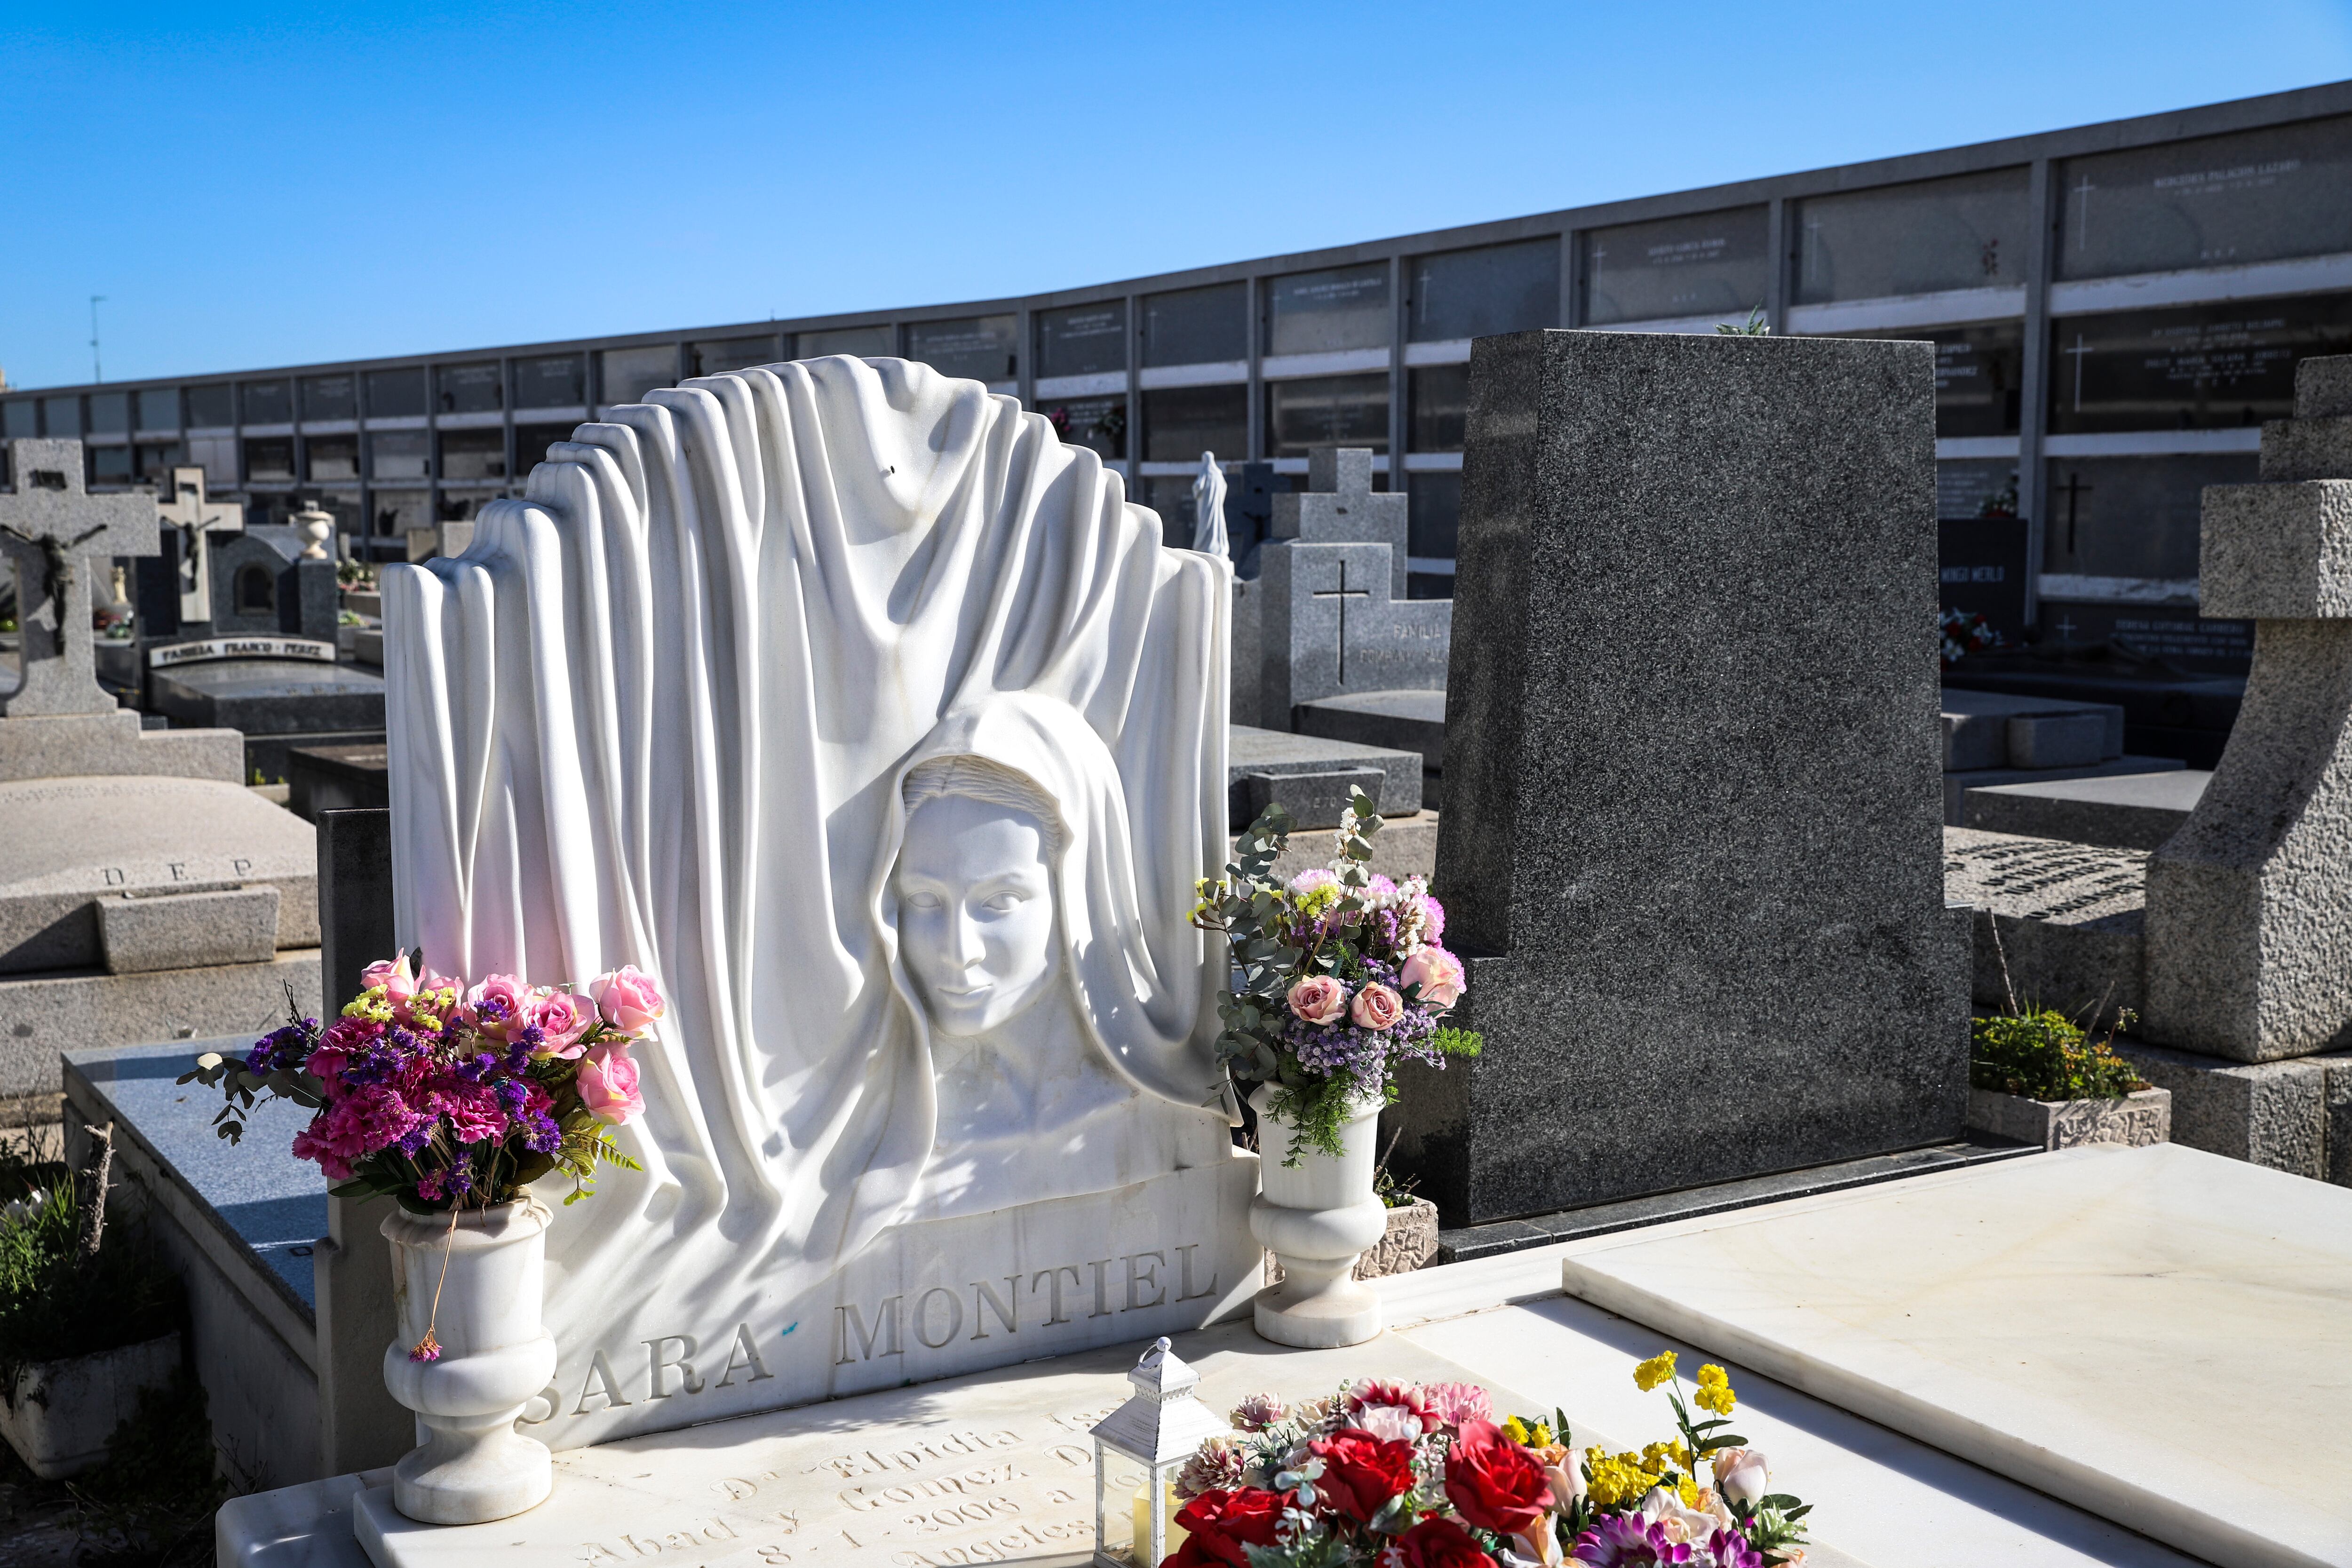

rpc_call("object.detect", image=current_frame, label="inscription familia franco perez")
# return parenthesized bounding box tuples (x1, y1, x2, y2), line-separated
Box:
(556, 1242, 1223, 1416)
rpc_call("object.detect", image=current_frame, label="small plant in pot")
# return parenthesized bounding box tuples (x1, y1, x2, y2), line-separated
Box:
(1966, 1003, 2169, 1152)
(1192, 788, 1478, 1346)
(183, 956, 665, 1525)
(0, 1127, 184, 1481)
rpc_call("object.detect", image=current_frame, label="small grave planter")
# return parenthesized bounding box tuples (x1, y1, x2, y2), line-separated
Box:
(1965, 1086, 2171, 1151)
(0, 1330, 180, 1479)
(1355, 1197, 1440, 1280)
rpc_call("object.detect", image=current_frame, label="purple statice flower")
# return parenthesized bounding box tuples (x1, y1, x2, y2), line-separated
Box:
(246, 1023, 311, 1075)
(1574, 1515, 1691, 1567)
(395, 1120, 436, 1158)
(454, 1051, 501, 1083)
(493, 1079, 530, 1115)
(518, 1108, 562, 1155)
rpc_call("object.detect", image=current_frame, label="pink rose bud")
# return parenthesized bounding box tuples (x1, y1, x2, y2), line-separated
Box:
(1350, 981, 1404, 1031)
(531, 989, 598, 1058)
(1399, 947, 1467, 1011)
(1287, 974, 1349, 1026)
(589, 965, 666, 1034)
(359, 950, 417, 1002)
(577, 1042, 645, 1125)
(462, 973, 532, 1041)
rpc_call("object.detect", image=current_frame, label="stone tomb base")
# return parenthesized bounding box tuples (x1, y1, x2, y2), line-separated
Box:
(1559, 1144, 2352, 1568)
(507, 1155, 1264, 1453)
(226, 1147, 2305, 1568)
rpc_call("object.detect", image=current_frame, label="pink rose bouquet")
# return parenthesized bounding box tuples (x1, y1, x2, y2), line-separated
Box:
(183, 951, 662, 1213)
(1193, 787, 1479, 1162)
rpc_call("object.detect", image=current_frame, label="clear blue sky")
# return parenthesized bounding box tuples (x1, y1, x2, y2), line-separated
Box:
(6, 1, 2352, 390)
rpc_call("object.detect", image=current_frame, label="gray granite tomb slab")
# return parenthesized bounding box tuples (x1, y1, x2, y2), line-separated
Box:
(1963, 770, 2211, 851)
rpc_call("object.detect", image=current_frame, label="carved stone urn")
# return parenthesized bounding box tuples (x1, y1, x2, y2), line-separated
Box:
(291, 498, 335, 561)
(380, 1198, 559, 1524)
(1248, 1084, 1388, 1348)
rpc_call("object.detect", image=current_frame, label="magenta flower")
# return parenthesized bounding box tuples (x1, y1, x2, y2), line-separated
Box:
(1574, 1515, 1692, 1567)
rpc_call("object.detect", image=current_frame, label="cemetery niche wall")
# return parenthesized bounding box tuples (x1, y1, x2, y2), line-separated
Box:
(1390, 329, 1968, 1226)
(381, 355, 1260, 1451)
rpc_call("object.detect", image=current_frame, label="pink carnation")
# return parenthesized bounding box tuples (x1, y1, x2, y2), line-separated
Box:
(1418, 893, 1446, 943)
(1422, 1382, 1493, 1430)
(434, 1079, 508, 1146)
(1347, 1378, 1440, 1438)
(1287, 868, 1337, 897)
(291, 1086, 419, 1180)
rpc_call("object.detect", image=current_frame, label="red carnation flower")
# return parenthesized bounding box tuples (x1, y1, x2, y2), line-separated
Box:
(1442, 1420, 1551, 1540)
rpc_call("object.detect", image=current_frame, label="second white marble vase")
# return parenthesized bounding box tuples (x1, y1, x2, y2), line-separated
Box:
(380, 1198, 558, 1525)
(1248, 1084, 1388, 1347)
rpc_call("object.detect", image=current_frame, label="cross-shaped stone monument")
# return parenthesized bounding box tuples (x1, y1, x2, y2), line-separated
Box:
(0, 438, 160, 716)
(1255, 447, 1450, 726)
(2143, 354, 2352, 1061)
(156, 465, 242, 627)
(1270, 446, 1409, 597)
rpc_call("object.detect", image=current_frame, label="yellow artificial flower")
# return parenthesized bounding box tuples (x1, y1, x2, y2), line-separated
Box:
(1502, 1415, 1555, 1449)
(1632, 1351, 1677, 1392)
(1695, 1381, 1737, 1416)
(1582, 1450, 1657, 1510)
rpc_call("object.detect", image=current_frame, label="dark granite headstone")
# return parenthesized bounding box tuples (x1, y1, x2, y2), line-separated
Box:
(1389, 329, 1967, 1227)
(208, 527, 337, 639)
(309, 805, 411, 1473)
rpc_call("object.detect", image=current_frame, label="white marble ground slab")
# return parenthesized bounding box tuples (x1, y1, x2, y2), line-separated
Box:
(1554, 1143, 2352, 1568)
(225, 1321, 1549, 1568)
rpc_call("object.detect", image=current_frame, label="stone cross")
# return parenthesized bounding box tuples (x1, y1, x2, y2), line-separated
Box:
(2144, 355, 2352, 1061)
(1270, 446, 1409, 598)
(0, 439, 161, 716)
(156, 465, 241, 626)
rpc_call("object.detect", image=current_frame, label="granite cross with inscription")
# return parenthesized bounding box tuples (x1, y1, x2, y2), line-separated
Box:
(0, 438, 161, 716)
(156, 465, 241, 627)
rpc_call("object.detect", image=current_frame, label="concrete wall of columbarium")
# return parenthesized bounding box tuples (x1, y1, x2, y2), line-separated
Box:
(11, 80, 2352, 649)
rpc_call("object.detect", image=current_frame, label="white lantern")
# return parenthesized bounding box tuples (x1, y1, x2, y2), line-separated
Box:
(1090, 1336, 1228, 1567)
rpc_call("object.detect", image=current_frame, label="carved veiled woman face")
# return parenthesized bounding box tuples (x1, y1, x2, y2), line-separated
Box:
(893, 780, 1061, 1037)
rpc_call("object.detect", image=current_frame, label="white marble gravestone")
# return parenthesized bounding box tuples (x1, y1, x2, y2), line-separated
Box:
(381, 357, 1259, 1452)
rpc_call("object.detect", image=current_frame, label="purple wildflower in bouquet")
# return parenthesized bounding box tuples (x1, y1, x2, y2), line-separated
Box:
(1192, 787, 1479, 1162)
(181, 953, 662, 1215)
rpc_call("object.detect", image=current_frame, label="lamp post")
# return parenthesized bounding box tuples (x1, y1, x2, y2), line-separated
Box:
(1090, 1336, 1227, 1567)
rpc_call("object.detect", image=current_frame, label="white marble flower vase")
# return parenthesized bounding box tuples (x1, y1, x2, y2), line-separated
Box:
(379, 1198, 559, 1525)
(1248, 1083, 1388, 1347)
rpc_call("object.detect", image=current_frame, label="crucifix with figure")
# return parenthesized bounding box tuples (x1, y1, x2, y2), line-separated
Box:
(157, 465, 242, 628)
(0, 438, 161, 716)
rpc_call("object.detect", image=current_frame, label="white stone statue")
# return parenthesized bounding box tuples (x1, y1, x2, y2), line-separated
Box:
(382, 357, 1250, 1442)
(1192, 450, 1229, 557)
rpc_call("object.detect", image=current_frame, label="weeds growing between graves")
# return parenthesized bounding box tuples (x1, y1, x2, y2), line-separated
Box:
(0, 1132, 179, 1389)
